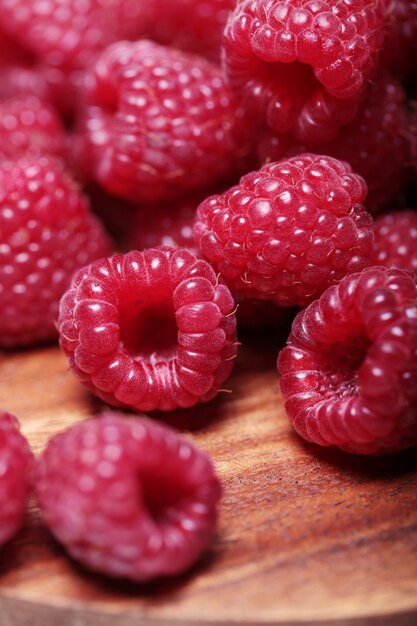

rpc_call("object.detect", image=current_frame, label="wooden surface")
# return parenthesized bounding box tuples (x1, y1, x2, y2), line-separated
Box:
(0, 333, 417, 626)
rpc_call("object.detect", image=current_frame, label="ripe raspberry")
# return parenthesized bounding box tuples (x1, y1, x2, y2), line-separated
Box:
(0, 412, 34, 546)
(371, 210, 417, 275)
(194, 154, 373, 308)
(58, 247, 237, 412)
(257, 71, 410, 213)
(36, 413, 221, 581)
(222, 0, 390, 144)
(0, 157, 112, 348)
(0, 96, 67, 163)
(381, 0, 417, 82)
(79, 40, 251, 203)
(278, 267, 417, 455)
(148, 0, 236, 63)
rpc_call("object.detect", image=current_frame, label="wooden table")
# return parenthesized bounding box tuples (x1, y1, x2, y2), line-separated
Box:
(0, 332, 416, 626)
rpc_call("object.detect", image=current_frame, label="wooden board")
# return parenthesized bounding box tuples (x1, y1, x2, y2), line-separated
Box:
(0, 332, 417, 626)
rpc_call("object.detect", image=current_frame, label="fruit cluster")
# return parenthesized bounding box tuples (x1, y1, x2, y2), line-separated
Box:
(0, 0, 416, 584)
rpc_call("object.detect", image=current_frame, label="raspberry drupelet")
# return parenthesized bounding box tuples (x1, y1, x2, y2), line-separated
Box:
(35, 413, 221, 582)
(0, 157, 111, 348)
(371, 210, 417, 275)
(194, 154, 373, 308)
(0, 96, 67, 163)
(58, 247, 237, 412)
(79, 40, 251, 203)
(222, 0, 390, 144)
(0, 412, 34, 546)
(278, 267, 417, 455)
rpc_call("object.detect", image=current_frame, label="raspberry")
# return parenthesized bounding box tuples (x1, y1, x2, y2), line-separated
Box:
(194, 154, 373, 307)
(0, 96, 67, 163)
(258, 71, 410, 214)
(79, 40, 251, 203)
(148, 0, 236, 63)
(371, 211, 417, 275)
(222, 0, 389, 144)
(35, 413, 221, 581)
(0, 412, 33, 546)
(381, 0, 417, 82)
(58, 247, 237, 412)
(278, 267, 417, 455)
(0, 157, 111, 348)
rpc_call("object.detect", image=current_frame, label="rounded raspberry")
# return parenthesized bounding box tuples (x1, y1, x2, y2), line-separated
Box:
(79, 40, 251, 203)
(278, 267, 417, 455)
(381, 0, 417, 82)
(0, 96, 67, 163)
(371, 210, 417, 275)
(0, 412, 34, 546)
(194, 154, 373, 307)
(0, 157, 112, 348)
(222, 0, 389, 144)
(35, 413, 221, 581)
(147, 0, 236, 63)
(58, 247, 237, 412)
(257, 71, 410, 213)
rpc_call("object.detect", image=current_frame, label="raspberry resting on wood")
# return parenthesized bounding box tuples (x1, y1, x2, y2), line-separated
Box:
(278, 267, 417, 455)
(194, 154, 373, 308)
(36, 413, 221, 581)
(58, 247, 237, 412)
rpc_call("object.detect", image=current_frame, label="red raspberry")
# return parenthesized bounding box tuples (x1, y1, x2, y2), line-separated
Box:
(58, 247, 237, 412)
(381, 0, 417, 82)
(194, 154, 373, 307)
(258, 71, 410, 213)
(148, 0, 236, 63)
(35, 413, 221, 582)
(278, 267, 417, 455)
(0, 157, 111, 348)
(0, 412, 33, 546)
(79, 40, 251, 203)
(371, 210, 417, 275)
(222, 0, 389, 144)
(0, 96, 67, 163)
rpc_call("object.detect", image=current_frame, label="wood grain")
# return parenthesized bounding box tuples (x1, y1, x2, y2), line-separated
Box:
(0, 333, 417, 626)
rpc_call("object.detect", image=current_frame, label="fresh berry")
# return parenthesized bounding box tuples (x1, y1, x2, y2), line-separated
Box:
(194, 154, 373, 307)
(278, 267, 417, 455)
(0, 96, 67, 163)
(0, 0, 154, 114)
(58, 247, 237, 412)
(36, 413, 221, 581)
(0, 412, 34, 546)
(148, 0, 236, 62)
(0, 157, 111, 348)
(381, 0, 417, 82)
(79, 40, 251, 203)
(371, 210, 417, 275)
(222, 0, 389, 144)
(257, 71, 410, 213)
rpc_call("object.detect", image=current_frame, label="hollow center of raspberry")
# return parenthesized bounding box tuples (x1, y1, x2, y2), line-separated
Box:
(140, 469, 192, 527)
(119, 299, 178, 361)
(322, 336, 370, 398)
(250, 60, 320, 134)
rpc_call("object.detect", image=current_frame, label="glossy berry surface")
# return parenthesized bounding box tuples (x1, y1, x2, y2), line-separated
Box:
(80, 40, 250, 203)
(278, 267, 417, 455)
(0, 412, 34, 546)
(371, 211, 417, 275)
(194, 154, 373, 307)
(381, 0, 417, 81)
(58, 247, 237, 412)
(222, 0, 389, 143)
(0, 96, 67, 163)
(36, 413, 221, 582)
(0, 157, 111, 348)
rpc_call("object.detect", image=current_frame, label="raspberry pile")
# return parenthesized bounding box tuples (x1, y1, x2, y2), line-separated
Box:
(0, 0, 416, 584)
